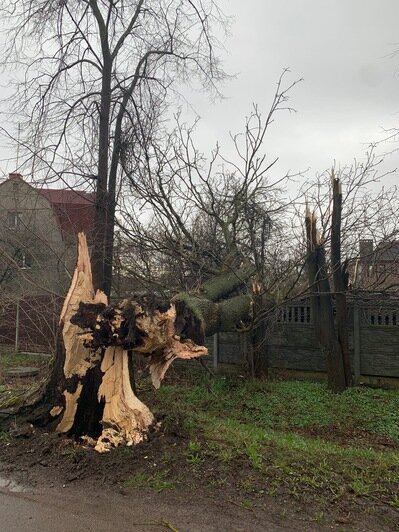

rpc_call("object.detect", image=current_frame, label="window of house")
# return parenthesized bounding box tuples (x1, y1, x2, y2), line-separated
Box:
(15, 250, 32, 269)
(378, 263, 386, 276)
(7, 211, 22, 228)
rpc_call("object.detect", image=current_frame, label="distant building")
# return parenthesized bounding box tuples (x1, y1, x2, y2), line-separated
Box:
(0, 172, 95, 296)
(352, 239, 399, 290)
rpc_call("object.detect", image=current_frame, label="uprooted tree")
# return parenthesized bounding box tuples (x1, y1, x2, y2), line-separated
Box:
(16, 233, 266, 452)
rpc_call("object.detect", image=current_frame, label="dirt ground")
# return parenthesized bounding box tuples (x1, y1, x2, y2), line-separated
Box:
(0, 426, 397, 532)
(0, 484, 290, 532)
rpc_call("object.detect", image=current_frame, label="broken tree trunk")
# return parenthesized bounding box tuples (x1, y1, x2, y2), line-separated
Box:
(5, 234, 263, 449)
(48, 233, 208, 452)
(305, 208, 348, 392)
(173, 292, 253, 341)
(200, 265, 255, 302)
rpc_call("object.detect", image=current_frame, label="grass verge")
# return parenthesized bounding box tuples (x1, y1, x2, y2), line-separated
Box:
(125, 472, 175, 493)
(143, 371, 399, 509)
(0, 352, 50, 408)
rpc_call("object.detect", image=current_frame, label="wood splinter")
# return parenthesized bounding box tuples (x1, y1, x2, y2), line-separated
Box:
(53, 233, 208, 452)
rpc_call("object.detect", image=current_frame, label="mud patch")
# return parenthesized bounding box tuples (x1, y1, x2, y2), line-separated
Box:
(0, 475, 27, 493)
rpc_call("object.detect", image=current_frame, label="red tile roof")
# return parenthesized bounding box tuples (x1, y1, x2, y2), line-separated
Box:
(38, 188, 95, 240)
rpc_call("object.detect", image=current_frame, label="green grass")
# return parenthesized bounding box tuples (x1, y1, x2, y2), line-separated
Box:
(125, 472, 175, 493)
(0, 352, 51, 368)
(241, 499, 254, 510)
(145, 372, 399, 507)
(153, 374, 399, 442)
(0, 430, 13, 443)
(0, 383, 34, 408)
(0, 353, 50, 409)
(185, 439, 205, 466)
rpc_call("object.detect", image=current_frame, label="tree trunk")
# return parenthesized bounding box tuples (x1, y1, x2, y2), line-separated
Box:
(201, 266, 255, 302)
(315, 246, 346, 392)
(102, 90, 127, 298)
(7, 234, 262, 449)
(173, 293, 259, 339)
(44, 233, 208, 451)
(305, 208, 347, 392)
(331, 176, 353, 387)
(92, 58, 112, 294)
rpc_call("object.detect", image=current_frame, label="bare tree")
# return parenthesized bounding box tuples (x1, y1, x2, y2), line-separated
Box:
(118, 73, 303, 296)
(303, 151, 399, 291)
(305, 177, 351, 392)
(304, 153, 399, 391)
(0, 0, 228, 296)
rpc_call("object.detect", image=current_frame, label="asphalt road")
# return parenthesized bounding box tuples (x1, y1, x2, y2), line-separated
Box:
(0, 475, 180, 532)
(0, 476, 287, 532)
(0, 489, 116, 532)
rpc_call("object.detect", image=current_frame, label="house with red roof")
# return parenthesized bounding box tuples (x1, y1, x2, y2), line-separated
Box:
(0, 172, 95, 296)
(38, 187, 95, 241)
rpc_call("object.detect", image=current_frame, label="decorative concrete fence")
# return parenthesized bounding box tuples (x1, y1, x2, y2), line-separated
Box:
(206, 299, 399, 379)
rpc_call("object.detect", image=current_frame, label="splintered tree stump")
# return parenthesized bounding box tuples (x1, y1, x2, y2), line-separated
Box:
(95, 346, 155, 452)
(51, 233, 208, 452)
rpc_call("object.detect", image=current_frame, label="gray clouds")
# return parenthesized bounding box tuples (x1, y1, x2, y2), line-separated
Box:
(0, 0, 398, 185)
(188, 0, 399, 182)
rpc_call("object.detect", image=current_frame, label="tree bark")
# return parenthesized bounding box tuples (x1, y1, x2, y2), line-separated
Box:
(201, 266, 255, 302)
(91, 48, 112, 294)
(305, 208, 347, 392)
(46, 233, 208, 451)
(331, 176, 353, 387)
(173, 292, 253, 342)
(315, 246, 347, 392)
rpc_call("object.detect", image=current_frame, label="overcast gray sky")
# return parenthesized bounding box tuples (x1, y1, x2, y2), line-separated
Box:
(185, 0, 399, 184)
(0, 0, 398, 187)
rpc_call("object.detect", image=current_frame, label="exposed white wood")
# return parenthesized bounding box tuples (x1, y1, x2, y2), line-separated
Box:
(54, 232, 207, 452)
(56, 384, 83, 433)
(96, 347, 154, 453)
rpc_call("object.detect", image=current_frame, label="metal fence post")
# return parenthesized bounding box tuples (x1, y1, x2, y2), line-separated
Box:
(213, 332, 219, 371)
(353, 303, 361, 384)
(15, 299, 20, 353)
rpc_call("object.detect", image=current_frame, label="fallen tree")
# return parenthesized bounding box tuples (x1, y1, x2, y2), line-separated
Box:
(12, 233, 259, 452)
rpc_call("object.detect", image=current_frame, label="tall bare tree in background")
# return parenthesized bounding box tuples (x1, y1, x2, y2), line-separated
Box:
(304, 152, 399, 290)
(0, 0, 227, 296)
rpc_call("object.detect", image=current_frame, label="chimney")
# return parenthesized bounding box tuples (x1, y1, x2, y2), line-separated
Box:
(359, 239, 373, 259)
(8, 172, 23, 180)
